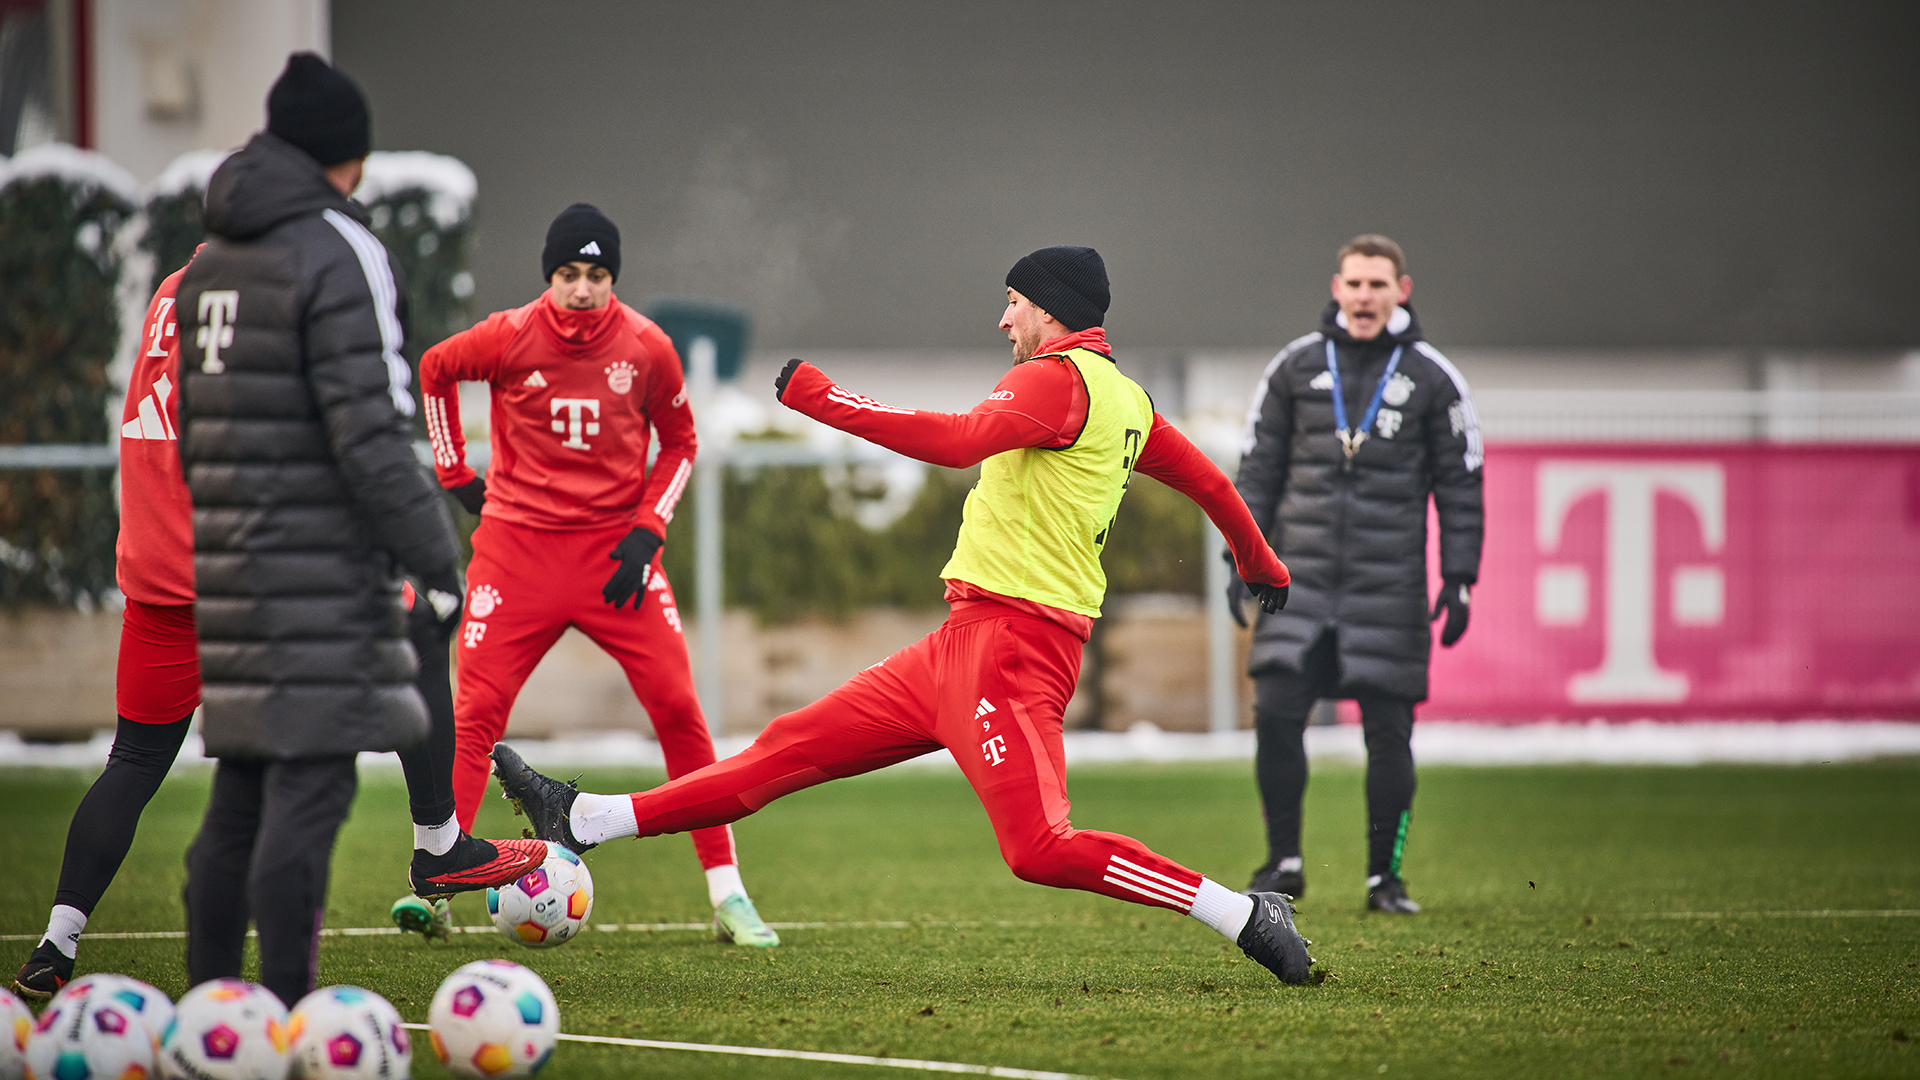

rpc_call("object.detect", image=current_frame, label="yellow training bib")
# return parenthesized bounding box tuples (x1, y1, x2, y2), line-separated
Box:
(940, 348, 1153, 617)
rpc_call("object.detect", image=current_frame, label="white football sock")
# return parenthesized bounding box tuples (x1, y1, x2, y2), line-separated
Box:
(705, 864, 747, 907)
(570, 791, 639, 846)
(414, 813, 459, 856)
(44, 905, 87, 960)
(1188, 878, 1256, 942)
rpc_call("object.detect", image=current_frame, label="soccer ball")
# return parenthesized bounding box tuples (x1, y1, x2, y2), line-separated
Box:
(158, 979, 290, 1080)
(52, 974, 174, 1052)
(287, 986, 409, 1079)
(23, 982, 157, 1080)
(426, 960, 558, 1078)
(484, 848, 593, 948)
(1, 985, 33, 1078)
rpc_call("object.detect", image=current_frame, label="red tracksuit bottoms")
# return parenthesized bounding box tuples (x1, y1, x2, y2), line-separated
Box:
(452, 517, 735, 869)
(622, 595, 1206, 913)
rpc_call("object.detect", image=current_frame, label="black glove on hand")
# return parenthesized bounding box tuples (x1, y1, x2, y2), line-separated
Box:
(450, 477, 486, 515)
(774, 358, 803, 402)
(419, 571, 465, 637)
(1247, 580, 1289, 615)
(1431, 573, 1472, 647)
(603, 527, 664, 609)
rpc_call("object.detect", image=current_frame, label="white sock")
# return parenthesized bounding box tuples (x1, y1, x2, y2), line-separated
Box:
(1278, 856, 1303, 873)
(569, 792, 639, 846)
(1187, 878, 1256, 942)
(705, 864, 747, 907)
(414, 813, 459, 856)
(44, 905, 86, 960)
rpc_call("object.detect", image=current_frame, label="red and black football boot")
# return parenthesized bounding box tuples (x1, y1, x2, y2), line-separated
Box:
(409, 834, 549, 899)
(13, 939, 73, 1000)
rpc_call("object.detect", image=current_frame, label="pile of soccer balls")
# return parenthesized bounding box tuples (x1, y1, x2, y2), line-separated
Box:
(0, 959, 562, 1079)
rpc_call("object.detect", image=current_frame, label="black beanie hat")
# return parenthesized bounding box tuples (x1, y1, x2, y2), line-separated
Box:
(266, 53, 370, 167)
(542, 203, 621, 282)
(1005, 245, 1109, 331)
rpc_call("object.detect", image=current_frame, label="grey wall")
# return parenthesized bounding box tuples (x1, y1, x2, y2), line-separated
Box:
(334, 1, 1917, 351)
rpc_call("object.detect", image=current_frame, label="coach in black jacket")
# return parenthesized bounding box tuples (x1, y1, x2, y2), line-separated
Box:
(175, 54, 463, 1005)
(1231, 235, 1483, 914)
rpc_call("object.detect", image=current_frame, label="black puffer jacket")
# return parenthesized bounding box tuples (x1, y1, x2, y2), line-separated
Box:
(1234, 302, 1483, 700)
(176, 132, 460, 758)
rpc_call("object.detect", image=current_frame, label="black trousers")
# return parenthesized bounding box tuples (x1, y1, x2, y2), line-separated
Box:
(1253, 629, 1417, 880)
(52, 714, 193, 915)
(183, 755, 357, 1007)
(399, 600, 458, 829)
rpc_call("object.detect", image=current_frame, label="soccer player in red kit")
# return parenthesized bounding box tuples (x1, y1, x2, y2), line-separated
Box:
(14, 242, 542, 998)
(420, 203, 777, 946)
(494, 246, 1315, 984)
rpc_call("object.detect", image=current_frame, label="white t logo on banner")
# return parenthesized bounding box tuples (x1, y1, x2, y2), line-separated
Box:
(1536, 462, 1725, 703)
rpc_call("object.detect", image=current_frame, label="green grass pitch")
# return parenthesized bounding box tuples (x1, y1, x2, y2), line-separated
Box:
(1, 758, 1916, 1078)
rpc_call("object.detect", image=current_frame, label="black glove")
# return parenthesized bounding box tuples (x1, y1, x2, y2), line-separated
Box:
(1431, 573, 1472, 647)
(774, 358, 803, 402)
(1248, 580, 1289, 615)
(1223, 548, 1287, 627)
(449, 477, 486, 515)
(603, 526, 664, 609)
(418, 571, 465, 637)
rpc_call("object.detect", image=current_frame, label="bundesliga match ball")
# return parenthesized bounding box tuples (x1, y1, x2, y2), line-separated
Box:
(23, 981, 157, 1080)
(484, 848, 593, 949)
(52, 975, 175, 1054)
(426, 961, 557, 1078)
(287, 986, 409, 1080)
(1, 985, 33, 1079)
(158, 979, 290, 1080)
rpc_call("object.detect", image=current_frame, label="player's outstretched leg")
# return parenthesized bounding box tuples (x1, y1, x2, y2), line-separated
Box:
(491, 744, 595, 854)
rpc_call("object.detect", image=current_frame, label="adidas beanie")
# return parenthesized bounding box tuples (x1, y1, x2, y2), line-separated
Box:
(1005, 245, 1108, 332)
(542, 203, 621, 282)
(266, 53, 371, 167)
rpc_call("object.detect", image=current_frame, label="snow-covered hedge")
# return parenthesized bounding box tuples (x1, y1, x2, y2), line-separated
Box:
(0, 145, 138, 607)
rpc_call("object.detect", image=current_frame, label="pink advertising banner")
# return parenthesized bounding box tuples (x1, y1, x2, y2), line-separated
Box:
(1423, 444, 1920, 720)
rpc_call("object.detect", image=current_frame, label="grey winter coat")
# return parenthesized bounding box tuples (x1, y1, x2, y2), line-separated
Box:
(1234, 302, 1484, 700)
(176, 132, 460, 759)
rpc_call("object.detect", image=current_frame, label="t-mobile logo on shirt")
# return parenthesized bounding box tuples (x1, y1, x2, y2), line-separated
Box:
(551, 397, 601, 450)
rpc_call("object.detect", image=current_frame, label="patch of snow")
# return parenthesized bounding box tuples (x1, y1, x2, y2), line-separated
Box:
(0, 143, 138, 203)
(145, 148, 232, 199)
(358, 151, 476, 228)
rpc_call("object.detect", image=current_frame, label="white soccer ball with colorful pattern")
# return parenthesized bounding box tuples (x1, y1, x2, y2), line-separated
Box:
(427, 960, 558, 1078)
(287, 985, 409, 1079)
(1, 986, 34, 1079)
(51, 974, 174, 1052)
(158, 978, 291, 1080)
(22, 980, 157, 1080)
(484, 847, 593, 948)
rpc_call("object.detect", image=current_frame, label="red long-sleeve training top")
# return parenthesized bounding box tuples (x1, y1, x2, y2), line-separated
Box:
(779, 328, 1289, 634)
(420, 294, 694, 536)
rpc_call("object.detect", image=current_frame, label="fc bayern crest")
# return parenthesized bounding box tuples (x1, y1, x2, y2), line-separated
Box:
(1382, 372, 1415, 406)
(606, 361, 637, 394)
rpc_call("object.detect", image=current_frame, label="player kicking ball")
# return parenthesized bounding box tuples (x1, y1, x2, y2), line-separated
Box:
(420, 203, 777, 947)
(494, 246, 1315, 984)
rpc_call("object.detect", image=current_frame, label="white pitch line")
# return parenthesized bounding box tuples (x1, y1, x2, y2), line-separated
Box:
(1658, 909, 1920, 919)
(397, 1023, 1111, 1080)
(0, 919, 1048, 943)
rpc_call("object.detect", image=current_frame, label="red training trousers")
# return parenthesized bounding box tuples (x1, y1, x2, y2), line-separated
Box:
(623, 596, 1207, 913)
(118, 599, 200, 723)
(452, 517, 735, 869)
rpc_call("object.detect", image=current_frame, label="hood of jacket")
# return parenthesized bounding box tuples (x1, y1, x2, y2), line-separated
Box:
(1319, 300, 1425, 348)
(203, 132, 368, 242)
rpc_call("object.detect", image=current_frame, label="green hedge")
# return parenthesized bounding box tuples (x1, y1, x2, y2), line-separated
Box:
(0, 172, 134, 606)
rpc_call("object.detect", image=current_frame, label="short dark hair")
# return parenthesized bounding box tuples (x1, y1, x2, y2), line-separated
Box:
(1337, 234, 1405, 278)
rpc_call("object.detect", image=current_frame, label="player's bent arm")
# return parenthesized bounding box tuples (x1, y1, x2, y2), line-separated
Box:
(1135, 413, 1289, 588)
(419, 314, 515, 489)
(776, 361, 1060, 469)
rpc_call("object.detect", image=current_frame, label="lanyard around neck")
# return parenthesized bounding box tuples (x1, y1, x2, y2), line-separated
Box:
(1326, 339, 1405, 461)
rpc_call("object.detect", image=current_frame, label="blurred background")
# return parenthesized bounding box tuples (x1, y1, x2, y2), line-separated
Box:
(2, 0, 1916, 746)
